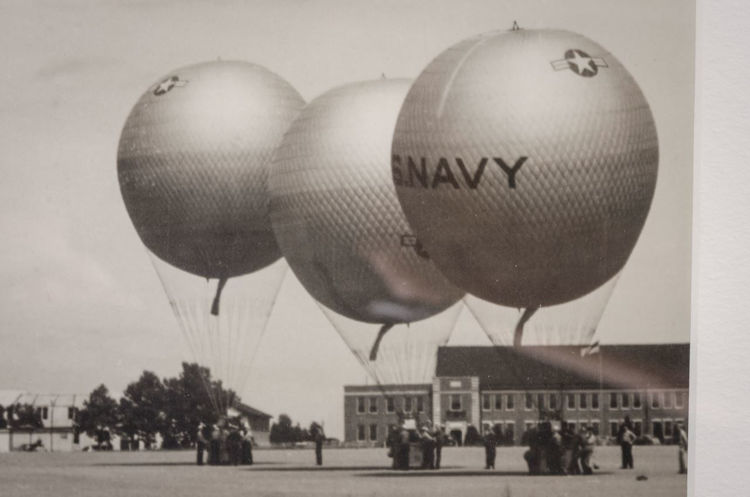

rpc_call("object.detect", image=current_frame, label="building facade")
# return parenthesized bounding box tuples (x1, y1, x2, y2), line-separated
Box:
(344, 344, 689, 446)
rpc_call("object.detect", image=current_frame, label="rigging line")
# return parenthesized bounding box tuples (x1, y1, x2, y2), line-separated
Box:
(149, 259, 219, 415)
(236, 265, 287, 399)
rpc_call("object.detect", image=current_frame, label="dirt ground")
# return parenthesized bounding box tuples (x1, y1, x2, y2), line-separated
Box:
(0, 445, 686, 497)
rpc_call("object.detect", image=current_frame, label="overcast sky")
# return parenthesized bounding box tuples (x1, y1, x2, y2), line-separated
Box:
(0, 0, 693, 439)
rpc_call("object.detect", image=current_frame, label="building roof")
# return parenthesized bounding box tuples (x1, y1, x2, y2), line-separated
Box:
(436, 344, 690, 390)
(0, 391, 87, 408)
(232, 402, 272, 419)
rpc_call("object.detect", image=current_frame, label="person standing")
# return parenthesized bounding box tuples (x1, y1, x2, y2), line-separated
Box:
(420, 425, 435, 469)
(398, 426, 411, 470)
(617, 416, 635, 469)
(433, 424, 445, 470)
(483, 426, 497, 470)
(209, 423, 222, 465)
(676, 422, 688, 474)
(241, 428, 254, 465)
(311, 422, 325, 466)
(579, 426, 597, 475)
(620, 423, 636, 469)
(196, 422, 208, 466)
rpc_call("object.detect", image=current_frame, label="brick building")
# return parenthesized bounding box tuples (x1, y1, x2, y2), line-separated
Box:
(344, 344, 689, 446)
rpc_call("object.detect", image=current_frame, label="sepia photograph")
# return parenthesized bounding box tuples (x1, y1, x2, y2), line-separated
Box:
(0, 1, 696, 496)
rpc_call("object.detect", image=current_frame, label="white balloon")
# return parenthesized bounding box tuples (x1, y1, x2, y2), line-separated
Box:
(392, 29, 658, 308)
(118, 61, 305, 279)
(270, 79, 463, 324)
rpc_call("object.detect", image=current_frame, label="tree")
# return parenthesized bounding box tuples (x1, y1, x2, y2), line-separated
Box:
(78, 385, 118, 449)
(119, 371, 167, 449)
(270, 413, 295, 445)
(162, 363, 223, 448)
(6, 403, 43, 430)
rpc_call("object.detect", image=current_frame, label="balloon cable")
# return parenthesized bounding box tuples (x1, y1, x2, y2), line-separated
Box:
(210, 277, 228, 316)
(513, 306, 539, 347)
(369, 323, 394, 361)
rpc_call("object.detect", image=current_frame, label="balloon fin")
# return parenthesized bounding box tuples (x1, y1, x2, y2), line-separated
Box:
(210, 277, 228, 316)
(369, 323, 394, 361)
(513, 307, 538, 347)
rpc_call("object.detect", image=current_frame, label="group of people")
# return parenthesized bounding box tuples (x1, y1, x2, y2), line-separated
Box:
(387, 421, 447, 470)
(196, 418, 254, 466)
(522, 421, 598, 475)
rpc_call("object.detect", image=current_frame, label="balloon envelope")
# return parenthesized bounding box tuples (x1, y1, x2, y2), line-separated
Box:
(392, 29, 658, 308)
(118, 61, 305, 279)
(270, 79, 463, 324)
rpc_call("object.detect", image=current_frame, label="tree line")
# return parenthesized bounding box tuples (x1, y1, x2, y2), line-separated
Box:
(0, 362, 320, 450)
(0, 363, 234, 449)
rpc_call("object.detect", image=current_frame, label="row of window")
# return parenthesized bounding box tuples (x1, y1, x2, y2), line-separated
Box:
(356, 424, 380, 442)
(355, 396, 426, 415)
(479, 391, 687, 412)
(5, 406, 77, 421)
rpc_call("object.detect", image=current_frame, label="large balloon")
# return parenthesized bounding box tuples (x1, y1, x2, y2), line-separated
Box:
(117, 61, 303, 412)
(392, 29, 658, 310)
(118, 61, 305, 279)
(270, 79, 463, 325)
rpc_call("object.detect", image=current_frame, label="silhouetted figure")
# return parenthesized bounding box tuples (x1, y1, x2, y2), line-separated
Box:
(618, 416, 635, 469)
(398, 427, 411, 470)
(483, 426, 497, 470)
(433, 424, 445, 470)
(579, 427, 597, 475)
(226, 428, 242, 466)
(196, 423, 208, 466)
(311, 422, 325, 466)
(241, 429, 254, 465)
(420, 425, 435, 469)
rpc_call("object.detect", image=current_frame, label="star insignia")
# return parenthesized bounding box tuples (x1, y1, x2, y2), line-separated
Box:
(153, 75, 188, 96)
(550, 49, 608, 77)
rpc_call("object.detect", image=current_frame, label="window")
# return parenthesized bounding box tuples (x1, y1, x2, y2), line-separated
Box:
(495, 394, 503, 410)
(404, 397, 413, 413)
(525, 421, 534, 433)
(621, 393, 630, 409)
(417, 397, 424, 413)
(651, 392, 661, 409)
(592, 421, 600, 435)
(525, 393, 534, 410)
(506, 394, 514, 410)
(609, 393, 618, 409)
(369, 397, 378, 414)
(68, 407, 76, 420)
(449, 394, 462, 411)
(675, 391, 685, 409)
(567, 394, 576, 410)
(369, 424, 378, 441)
(580, 393, 588, 409)
(591, 393, 599, 409)
(610, 421, 619, 437)
(357, 397, 365, 414)
(505, 422, 515, 443)
(549, 394, 557, 410)
(664, 420, 673, 438)
(42, 407, 49, 420)
(634, 420, 643, 436)
(633, 392, 642, 409)
(357, 425, 366, 441)
(482, 394, 491, 411)
(537, 393, 545, 410)
(664, 391, 674, 409)
(386, 397, 395, 413)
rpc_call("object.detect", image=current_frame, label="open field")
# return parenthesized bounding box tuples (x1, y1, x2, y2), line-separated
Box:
(0, 445, 686, 497)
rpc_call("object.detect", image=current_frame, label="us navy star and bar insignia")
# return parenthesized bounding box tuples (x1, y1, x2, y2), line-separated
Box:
(551, 49, 608, 77)
(153, 75, 188, 96)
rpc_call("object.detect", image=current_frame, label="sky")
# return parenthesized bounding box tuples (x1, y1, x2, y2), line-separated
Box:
(0, 0, 694, 439)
